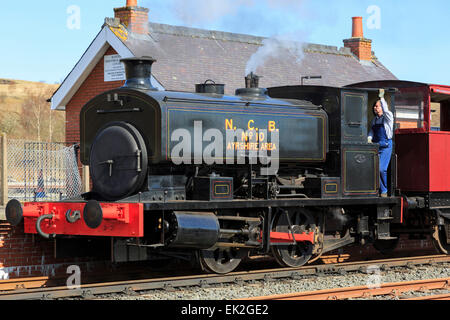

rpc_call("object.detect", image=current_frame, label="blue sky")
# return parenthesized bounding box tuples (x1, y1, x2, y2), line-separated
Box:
(0, 0, 449, 85)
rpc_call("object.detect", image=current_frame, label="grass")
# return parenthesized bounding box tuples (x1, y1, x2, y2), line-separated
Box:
(0, 79, 65, 142)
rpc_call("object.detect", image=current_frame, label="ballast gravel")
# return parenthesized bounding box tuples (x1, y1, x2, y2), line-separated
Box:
(96, 262, 450, 300)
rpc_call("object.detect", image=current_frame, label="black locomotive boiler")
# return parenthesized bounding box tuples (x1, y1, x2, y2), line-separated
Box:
(82, 59, 328, 202)
(6, 57, 411, 274)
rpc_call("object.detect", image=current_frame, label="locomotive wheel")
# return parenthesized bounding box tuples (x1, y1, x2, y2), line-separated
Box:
(271, 209, 315, 268)
(199, 247, 247, 274)
(432, 224, 450, 255)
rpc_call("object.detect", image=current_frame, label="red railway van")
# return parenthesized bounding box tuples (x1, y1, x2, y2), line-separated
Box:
(349, 80, 450, 193)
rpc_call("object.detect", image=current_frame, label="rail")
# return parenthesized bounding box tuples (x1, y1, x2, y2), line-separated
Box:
(247, 278, 450, 300)
(405, 292, 450, 300)
(0, 254, 448, 300)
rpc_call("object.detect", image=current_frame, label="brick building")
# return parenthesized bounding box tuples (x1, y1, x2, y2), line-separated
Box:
(49, 0, 397, 146)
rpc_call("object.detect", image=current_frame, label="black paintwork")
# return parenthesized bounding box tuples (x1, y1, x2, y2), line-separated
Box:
(268, 85, 379, 198)
(80, 88, 328, 166)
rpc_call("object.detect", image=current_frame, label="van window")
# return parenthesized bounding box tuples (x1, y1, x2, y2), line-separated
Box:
(431, 99, 450, 132)
(430, 102, 441, 131)
(395, 91, 425, 129)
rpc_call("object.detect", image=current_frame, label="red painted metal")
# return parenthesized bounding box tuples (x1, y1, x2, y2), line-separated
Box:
(429, 132, 450, 192)
(431, 86, 450, 95)
(400, 197, 404, 224)
(397, 130, 450, 192)
(395, 84, 450, 192)
(260, 231, 315, 244)
(396, 132, 429, 192)
(22, 202, 144, 238)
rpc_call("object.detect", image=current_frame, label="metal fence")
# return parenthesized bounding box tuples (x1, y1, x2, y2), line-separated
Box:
(0, 135, 5, 205)
(6, 139, 82, 202)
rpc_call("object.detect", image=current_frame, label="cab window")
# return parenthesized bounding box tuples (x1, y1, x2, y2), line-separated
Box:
(394, 91, 425, 130)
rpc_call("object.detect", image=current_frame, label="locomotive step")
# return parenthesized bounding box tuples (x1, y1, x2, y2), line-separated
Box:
(377, 236, 398, 240)
(377, 217, 394, 221)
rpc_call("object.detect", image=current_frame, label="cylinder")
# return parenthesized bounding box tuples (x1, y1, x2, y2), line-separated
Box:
(165, 212, 220, 249)
(352, 17, 364, 38)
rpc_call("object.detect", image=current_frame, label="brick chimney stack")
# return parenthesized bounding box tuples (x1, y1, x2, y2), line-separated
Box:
(114, 0, 149, 34)
(343, 17, 373, 61)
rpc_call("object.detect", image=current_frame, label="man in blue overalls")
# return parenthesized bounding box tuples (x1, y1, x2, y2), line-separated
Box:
(368, 89, 394, 197)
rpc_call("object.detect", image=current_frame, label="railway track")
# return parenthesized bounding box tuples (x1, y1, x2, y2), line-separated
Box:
(247, 277, 450, 300)
(406, 292, 450, 300)
(0, 277, 54, 291)
(0, 254, 448, 300)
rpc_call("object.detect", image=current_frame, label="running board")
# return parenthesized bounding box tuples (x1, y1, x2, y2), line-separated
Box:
(322, 233, 355, 254)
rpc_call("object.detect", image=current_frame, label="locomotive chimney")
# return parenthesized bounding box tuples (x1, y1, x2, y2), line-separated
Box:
(343, 16, 373, 61)
(121, 57, 157, 90)
(245, 72, 260, 89)
(236, 73, 268, 97)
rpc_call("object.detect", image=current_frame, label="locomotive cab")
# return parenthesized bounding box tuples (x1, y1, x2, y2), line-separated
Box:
(268, 85, 385, 198)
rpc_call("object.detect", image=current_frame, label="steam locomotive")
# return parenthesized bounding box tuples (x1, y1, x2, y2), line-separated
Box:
(6, 57, 450, 274)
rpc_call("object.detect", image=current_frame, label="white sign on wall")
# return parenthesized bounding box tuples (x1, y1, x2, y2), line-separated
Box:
(104, 54, 126, 82)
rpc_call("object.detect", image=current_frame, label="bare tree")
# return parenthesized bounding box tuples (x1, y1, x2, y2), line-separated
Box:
(0, 113, 19, 135)
(21, 88, 53, 142)
(49, 108, 53, 142)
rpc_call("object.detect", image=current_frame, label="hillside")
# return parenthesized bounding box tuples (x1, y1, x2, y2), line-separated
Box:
(0, 79, 65, 142)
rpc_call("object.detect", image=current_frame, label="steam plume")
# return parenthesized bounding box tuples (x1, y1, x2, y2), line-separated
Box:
(245, 34, 307, 76)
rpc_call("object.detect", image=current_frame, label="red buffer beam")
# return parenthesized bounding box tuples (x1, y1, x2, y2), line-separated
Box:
(21, 202, 144, 238)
